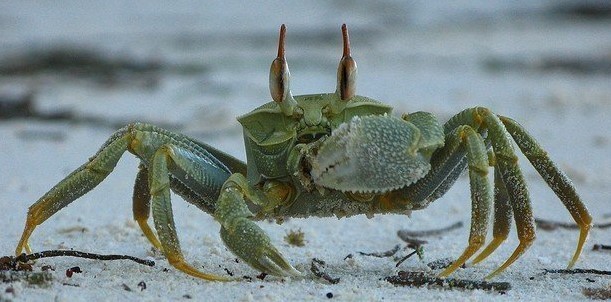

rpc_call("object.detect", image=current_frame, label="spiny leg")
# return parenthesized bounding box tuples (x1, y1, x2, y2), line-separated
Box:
(479, 109, 536, 279)
(215, 174, 301, 277)
(16, 129, 132, 255)
(149, 145, 231, 281)
(438, 126, 492, 277)
(471, 167, 513, 265)
(500, 116, 592, 268)
(132, 163, 162, 250)
(441, 107, 537, 278)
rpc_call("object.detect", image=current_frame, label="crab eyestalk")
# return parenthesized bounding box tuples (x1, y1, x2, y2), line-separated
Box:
(331, 24, 357, 113)
(269, 24, 297, 116)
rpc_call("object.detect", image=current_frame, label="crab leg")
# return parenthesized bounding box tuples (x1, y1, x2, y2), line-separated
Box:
(423, 157, 468, 205)
(500, 116, 592, 269)
(132, 164, 162, 250)
(471, 168, 513, 265)
(437, 125, 492, 277)
(149, 144, 231, 281)
(132, 157, 226, 252)
(396, 138, 466, 207)
(466, 109, 537, 278)
(16, 123, 244, 280)
(16, 130, 132, 255)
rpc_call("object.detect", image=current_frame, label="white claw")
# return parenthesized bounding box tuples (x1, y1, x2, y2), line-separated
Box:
(311, 114, 431, 193)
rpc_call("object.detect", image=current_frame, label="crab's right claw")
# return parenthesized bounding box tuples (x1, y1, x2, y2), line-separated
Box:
(220, 218, 301, 277)
(311, 114, 439, 193)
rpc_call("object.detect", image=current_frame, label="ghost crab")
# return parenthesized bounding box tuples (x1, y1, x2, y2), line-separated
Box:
(16, 24, 592, 281)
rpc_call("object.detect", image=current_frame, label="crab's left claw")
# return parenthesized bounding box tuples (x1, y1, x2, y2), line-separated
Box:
(220, 219, 301, 277)
(311, 114, 443, 193)
(215, 174, 302, 277)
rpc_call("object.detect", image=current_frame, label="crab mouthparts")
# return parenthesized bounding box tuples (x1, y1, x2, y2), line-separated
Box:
(297, 128, 331, 143)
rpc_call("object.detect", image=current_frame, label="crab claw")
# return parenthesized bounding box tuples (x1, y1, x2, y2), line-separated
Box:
(220, 217, 302, 278)
(311, 114, 432, 193)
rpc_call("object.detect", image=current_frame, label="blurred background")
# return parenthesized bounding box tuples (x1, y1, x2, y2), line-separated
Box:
(1, 1, 610, 150)
(0, 1, 610, 300)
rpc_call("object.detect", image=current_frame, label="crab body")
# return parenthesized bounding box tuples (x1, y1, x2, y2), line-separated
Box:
(238, 92, 443, 220)
(15, 25, 592, 281)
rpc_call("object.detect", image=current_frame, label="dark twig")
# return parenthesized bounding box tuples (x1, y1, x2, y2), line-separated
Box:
(310, 258, 340, 284)
(0, 256, 31, 271)
(395, 231, 427, 268)
(582, 285, 611, 300)
(395, 250, 419, 268)
(592, 244, 611, 251)
(542, 269, 611, 276)
(13, 250, 155, 267)
(386, 271, 511, 293)
(358, 245, 401, 258)
(397, 222, 463, 238)
(535, 218, 611, 231)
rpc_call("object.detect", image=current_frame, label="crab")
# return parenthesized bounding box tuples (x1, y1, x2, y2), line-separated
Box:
(15, 24, 592, 281)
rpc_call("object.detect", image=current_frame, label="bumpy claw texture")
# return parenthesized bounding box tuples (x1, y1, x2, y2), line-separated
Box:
(311, 114, 433, 193)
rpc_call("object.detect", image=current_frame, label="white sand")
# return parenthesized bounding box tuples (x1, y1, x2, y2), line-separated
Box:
(1, 1, 610, 301)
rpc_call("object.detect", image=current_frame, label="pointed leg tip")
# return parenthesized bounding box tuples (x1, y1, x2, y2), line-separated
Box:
(257, 255, 301, 278)
(437, 270, 453, 279)
(566, 258, 577, 270)
(484, 268, 503, 280)
(15, 242, 32, 256)
(285, 265, 303, 277)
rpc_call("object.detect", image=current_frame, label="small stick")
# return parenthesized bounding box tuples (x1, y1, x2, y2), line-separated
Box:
(358, 244, 401, 258)
(395, 250, 419, 268)
(310, 258, 340, 284)
(397, 222, 463, 238)
(386, 271, 511, 293)
(542, 269, 611, 276)
(592, 244, 611, 251)
(14, 250, 155, 267)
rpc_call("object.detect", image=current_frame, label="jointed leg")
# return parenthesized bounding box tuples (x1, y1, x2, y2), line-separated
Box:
(425, 157, 467, 204)
(409, 107, 589, 278)
(434, 107, 542, 278)
(475, 110, 536, 279)
(149, 145, 231, 281)
(500, 116, 592, 268)
(132, 164, 162, 250)
(471, 168, 513, 264)
(16, 130, 132, 255)
(438, 126, 492, 277)
(398, 130, 467, 207)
